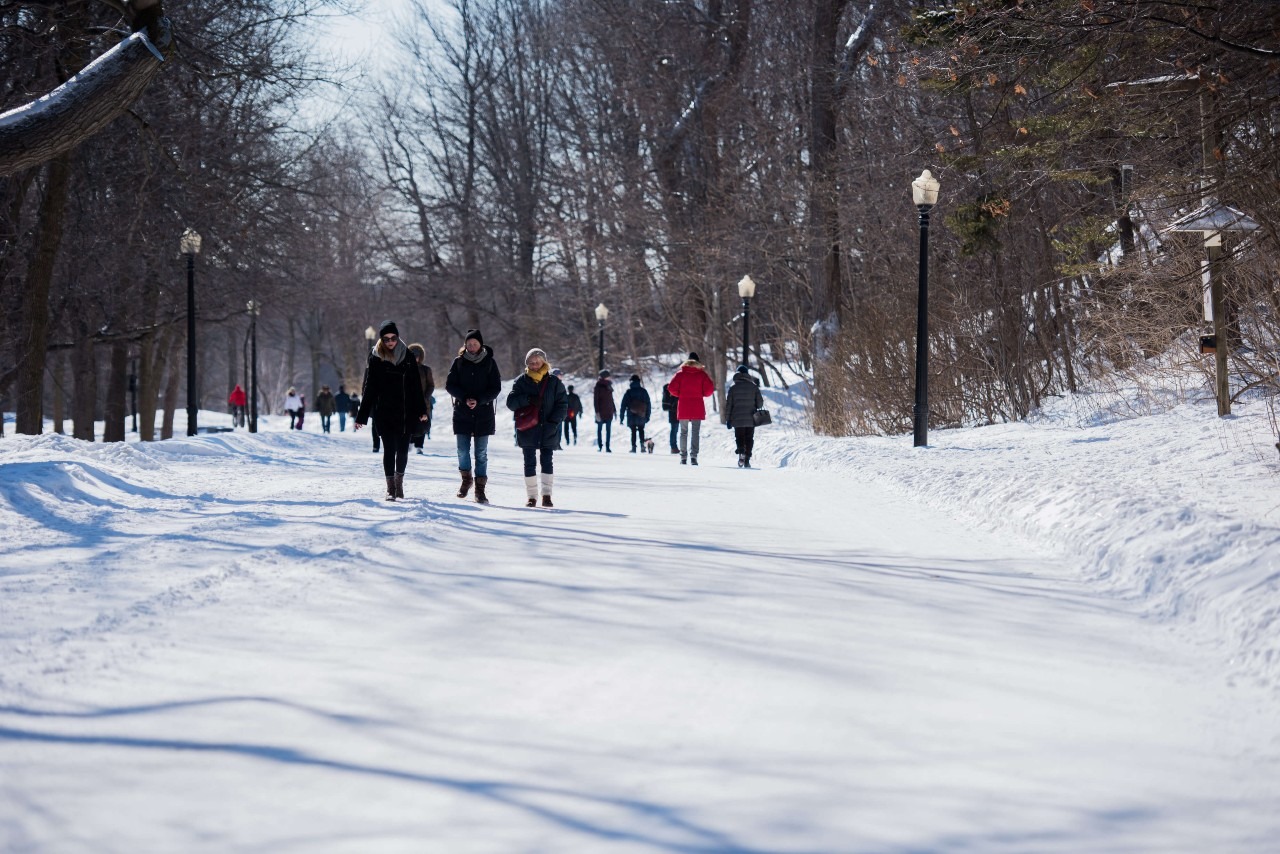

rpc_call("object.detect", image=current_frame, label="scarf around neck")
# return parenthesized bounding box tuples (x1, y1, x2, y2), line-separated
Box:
(376, 339, 408, 365)
(525, 363, 550, 383)
(462, 346, 487, 364)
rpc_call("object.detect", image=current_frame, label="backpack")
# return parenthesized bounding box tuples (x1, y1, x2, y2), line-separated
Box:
(628, 398, 646, 417)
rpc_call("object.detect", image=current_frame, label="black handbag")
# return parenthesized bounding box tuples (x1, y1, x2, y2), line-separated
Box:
(752, 408, 772, 426)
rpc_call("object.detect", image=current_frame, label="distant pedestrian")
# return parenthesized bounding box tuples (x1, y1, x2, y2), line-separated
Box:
(334, 385, 351, 432)
(661, 382, 679, 453)
(725, 365, 764, 468)
(228, 384, 247, 428)
(360, 363, 379, 453)
(445, 328, 502, 504)
(407, 343, 435, 455)
(667, 352, 714, 465)
(564, 385, 583, 445)
(507, 347, 568, 507)
(593, 370, 615, 452)
(284, 387, 303, 430)
(315, 385, 337, 434)
(619, 374, 652, 453)
(355, 320, 429, 500)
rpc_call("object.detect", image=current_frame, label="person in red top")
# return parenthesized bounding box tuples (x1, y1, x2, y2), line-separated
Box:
(228, 384, 247, 428)
(666, 352, 715, 465)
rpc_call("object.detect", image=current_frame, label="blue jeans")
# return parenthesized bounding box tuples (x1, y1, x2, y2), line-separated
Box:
(596, 420, 611, 451)
(668, 421, 678, 451)
(457, 434, 490, 477)
(338, 411, 347, 431)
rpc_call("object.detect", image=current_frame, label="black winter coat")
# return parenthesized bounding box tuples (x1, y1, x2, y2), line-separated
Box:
(620, 381, 652, 427)
(661, 383, 679, 424)
(444, 346, 503, 436)
(507, 372, 568, 450)
(725, 373, 764, 429)
(357, 351, 428, 437)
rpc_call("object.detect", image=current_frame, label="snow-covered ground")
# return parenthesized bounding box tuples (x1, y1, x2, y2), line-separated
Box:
(1, 373, 1278, 852)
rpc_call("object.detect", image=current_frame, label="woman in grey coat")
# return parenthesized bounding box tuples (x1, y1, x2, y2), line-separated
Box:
(725, 365, 764, 468)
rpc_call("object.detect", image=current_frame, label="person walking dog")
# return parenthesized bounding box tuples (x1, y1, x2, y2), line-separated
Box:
(354, 320, 429, 500)
(507, 347, 568, 507)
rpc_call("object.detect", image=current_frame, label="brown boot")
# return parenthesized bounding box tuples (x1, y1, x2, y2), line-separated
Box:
(474, 476, 489, 504)
(384, 476, 396, 501)
(457, 469, 472, 498)
(393, 473, 405, 498)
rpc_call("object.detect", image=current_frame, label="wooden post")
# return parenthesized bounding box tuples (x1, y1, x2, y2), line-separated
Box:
(1207, 236, 1230, 417)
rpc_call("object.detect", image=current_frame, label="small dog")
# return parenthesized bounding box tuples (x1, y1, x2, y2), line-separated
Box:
(644, 438, 655, 454)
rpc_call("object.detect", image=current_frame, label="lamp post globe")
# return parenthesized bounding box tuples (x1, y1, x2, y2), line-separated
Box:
(594, 303, 608, 374)
(181, 228, 202, 436)
(911, 170, 939, 448)
(737, 275, 756, 369)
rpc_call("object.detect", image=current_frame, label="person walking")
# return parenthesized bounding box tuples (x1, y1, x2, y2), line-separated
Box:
(284, 387, 303, 430)
(661, 382, 679, 454)
(445, 328, 502, 504)
(407, 343, 435, 455)
(315, 385, 337, 434)
(228, 384, 247, 428)
(360, 363, 380, 453)
(725, 365, 764, 468)
(593, 370, 615, 452)
(334, 385, 351, 432)
(667, 352, 715, 465)
(563, 385, 583, 446)
(619, 374, 652, 453)
(354, 320, 429, 500)
(507, 347, 568, 507)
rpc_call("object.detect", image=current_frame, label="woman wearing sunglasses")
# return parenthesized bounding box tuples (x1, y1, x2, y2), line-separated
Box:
(355, 320, 429, 500)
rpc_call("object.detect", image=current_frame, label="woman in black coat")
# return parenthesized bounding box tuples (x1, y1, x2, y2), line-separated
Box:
(444, 328, 503, 503)
(355, 320, 429, 499)
(506, 347, 568, 507)
(725, 365, 764, 468)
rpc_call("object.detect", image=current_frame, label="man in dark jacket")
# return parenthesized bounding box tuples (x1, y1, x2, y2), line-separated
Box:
(593, 370, 615, 453)
(661, 382, 679, 453)
(725, 365, 764, 468)
(355, 320, 429, 499)
(619, 374, 652, 453)
(334, 385, 352, 432)
(564, 385, 583, 445)
(445, 328, 503, 503)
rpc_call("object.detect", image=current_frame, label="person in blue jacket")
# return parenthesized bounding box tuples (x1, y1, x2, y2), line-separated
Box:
(619, 374, 652, 453)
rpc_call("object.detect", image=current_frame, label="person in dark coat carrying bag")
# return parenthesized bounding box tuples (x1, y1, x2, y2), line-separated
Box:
(507, 347, 568, 507)
(725, 364, 764, 468)
(445, 328, 502, 503)
(619, 374, 652, 453)
(354, 320, 429, 500)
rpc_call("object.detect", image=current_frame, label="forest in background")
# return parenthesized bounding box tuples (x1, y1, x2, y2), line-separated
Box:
(2, 0, 1277, 441)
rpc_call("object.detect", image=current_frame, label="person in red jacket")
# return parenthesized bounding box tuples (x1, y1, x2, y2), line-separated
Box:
(666, 352, 715, 465)
(228, 384, 247, 428)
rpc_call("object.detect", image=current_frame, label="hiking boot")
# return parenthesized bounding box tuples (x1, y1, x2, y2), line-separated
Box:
(542, 495, 553, 508)
(526, 497, 537, 508)
(457, 469, 473, 498)
(393, 473, 405, 498)
(474, 476, 489, 504)
(384, 476, 396, 501)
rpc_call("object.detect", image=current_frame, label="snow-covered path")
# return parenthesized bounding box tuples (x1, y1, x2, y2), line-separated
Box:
(1, 425, 1276, 853)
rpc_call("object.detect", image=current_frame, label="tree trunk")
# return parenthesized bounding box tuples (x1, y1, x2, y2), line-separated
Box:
(52, 351, 66, 434)
(161, 346, 179, 440)
(72, 321, 96, 441)
(103, 340, 128, 442)
(15, 153, 74, 433)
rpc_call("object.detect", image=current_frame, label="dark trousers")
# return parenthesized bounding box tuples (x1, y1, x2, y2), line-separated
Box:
(629, 423, 646, 450)
(668, 421, 678, 451)
(734, 426, 755, 459)
(596, 420, 611, 451)
(320, 414, 332, 433)
(563, 418, 577, 444)
(522, 446, 554, 477)
(371, 418, 380, 452)
(381, 434, 410, 476)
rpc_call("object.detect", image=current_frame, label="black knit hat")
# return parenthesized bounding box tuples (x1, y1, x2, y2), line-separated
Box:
(687, 352, 699, 361)
(378, 320, 399, 338)
(465, 328, 483, 345)
(736, 364, 749, 374)
(630, 374, 641, 382)
(599, 369, 610, 378)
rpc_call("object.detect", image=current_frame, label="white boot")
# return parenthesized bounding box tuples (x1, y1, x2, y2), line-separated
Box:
(540, 473, 554, 507)
(524, 475, 538, 507)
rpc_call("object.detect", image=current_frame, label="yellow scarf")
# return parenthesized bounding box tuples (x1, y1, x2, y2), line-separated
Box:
(525, 363, 550, 383)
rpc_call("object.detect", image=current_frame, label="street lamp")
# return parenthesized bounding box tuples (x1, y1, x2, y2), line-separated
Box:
(248, 300, 261, 433)
(911, 169, 940, 448)
(180, 227, 202, 436)
(737, 274, 756, 368)
(594, 303, 608, 373)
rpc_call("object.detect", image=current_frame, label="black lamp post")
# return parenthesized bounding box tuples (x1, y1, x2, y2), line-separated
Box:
(129, 359, 138, 434)
(181, 228, 202, 436)
(911, 169, 940, 448)
(248, 300, 260, 433)
(737, 274, 756, 368)
(595, 303, 608, 373)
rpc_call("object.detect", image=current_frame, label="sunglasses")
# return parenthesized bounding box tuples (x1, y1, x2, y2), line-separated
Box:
(381, 334, 398, 343)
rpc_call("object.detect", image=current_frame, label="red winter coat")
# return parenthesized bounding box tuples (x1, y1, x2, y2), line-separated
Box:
(667, 362, 715, 420)
(228, 385, 247, 406)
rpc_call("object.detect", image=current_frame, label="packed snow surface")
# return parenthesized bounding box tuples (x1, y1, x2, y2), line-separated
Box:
(2, 379, 1278, 852)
